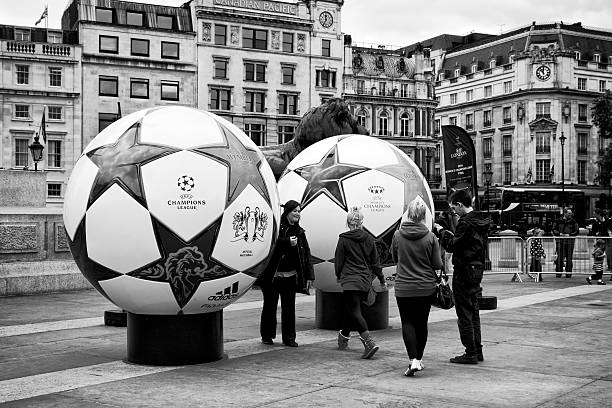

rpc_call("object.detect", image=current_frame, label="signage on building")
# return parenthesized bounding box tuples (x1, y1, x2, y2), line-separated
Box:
(213, 0, 298, 15)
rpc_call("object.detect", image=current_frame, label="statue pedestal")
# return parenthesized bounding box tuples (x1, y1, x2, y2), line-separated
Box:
(314, 289, 389, 331)
(127, 311, 223, 365)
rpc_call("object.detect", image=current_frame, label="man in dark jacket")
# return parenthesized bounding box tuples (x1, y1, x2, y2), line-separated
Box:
(553, 208, 579, 278)
(434, 189, 490, 364)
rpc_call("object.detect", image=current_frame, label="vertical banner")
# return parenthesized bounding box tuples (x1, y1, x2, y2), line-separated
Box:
(442, 125, 479, 209)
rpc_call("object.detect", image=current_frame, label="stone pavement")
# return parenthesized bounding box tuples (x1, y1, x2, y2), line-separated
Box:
(1, 274, 611, 407)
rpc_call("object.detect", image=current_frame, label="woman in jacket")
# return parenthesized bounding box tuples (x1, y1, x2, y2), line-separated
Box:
(390, 198, 443, 376)
(335, 207, 386, 359)
(259, 200, 314, 347)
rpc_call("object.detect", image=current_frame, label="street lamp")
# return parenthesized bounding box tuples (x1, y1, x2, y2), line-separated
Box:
(483, 168, 493, 214)
(425, 148, 432, 182)
(28, 132, 44, 172)
(560, 102, 570, 201)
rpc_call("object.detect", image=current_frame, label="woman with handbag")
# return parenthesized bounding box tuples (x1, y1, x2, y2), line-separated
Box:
(335, 207, 386, 359)
(390, 198, 443, 376)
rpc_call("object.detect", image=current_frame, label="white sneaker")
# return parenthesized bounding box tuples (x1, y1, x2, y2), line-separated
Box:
(404, 359, 421, 377)
(417, 359, 424, 371)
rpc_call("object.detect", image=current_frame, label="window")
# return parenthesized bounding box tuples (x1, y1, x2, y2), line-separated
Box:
(400, 113, 410, 136)
(504, 162, 512, 185)
(401, 84, 409, 97)
(16, 64, 29, 85)
(577, 132, 588, 155)
(279, 93, 298, 115)
(48, 67, 62, 87)
(157, 14, 174, 30)
(594, 54, 601, 63)
(466, 89, 473, 101)
(483, 137, 492, 158)
(99, 35, 118, 53)
(535, 102, 551, 119)
(281, 65, 295, 85)
(449, 116, 457, 126)
(130, 78, 149, 99)
(535, 132, 550, 154)
(355, 81, 365, 94)
(316, 70, 336, 87)
(14, 138, 29, 167)
(126, 11, 144, 26)
(47, 106, 63, 120)
(47, 183, 62, 198)
(244, 123, 265, 145)
(379, 82, 386, 95)
(490, 59, 496, 69)
(282, 33, 293, 53)
(578, 104, 588, 122)
(245, 91, 265, 112)
(577, 160, 587, 184)
(131, 39, 149, 57)
(465, 113, 474, 130)
(483, 110, 492, 127)
(450, 93, 457, 105)
(574, 51, 581, 60)
(278, 125, 295, 143)
(536, 159, 551, 183)
(161, 42, 179, 59)
(214, 58, 228, 79)
(98, 113, 119, 132)
(504, 81, 512, 94)
(357, 110, 367, 128)
(471, 63, 478, 73)
(454, 68, 460, 77)
(578, 77, 587, 90)
(378, 112, 388, 135)
(503, 135, 512, 156)
(509, 54, 515, 63)
(96, 8, 113, 23)
(243, 28, 267, 50)
(322, 39, 331, 57)
(47, 140, 62, 168)
(47, 32, 62, 44)
(484, 85, 492, 98)
(15, 29, 30, 42)
(14, 104, 30, 119)
(503, 106, 511, 124)
(599, 80, 607, 93)
(245, 62, 266, 82)
(210, 87, 230, 110)
(161, 81, 179, 101)
(434, 119, 440, 135)
(99, 76, 118, 96)
(215, 25, 227, 45)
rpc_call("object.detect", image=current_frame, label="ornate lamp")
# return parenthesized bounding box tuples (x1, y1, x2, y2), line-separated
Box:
(28, 132, 44, 172)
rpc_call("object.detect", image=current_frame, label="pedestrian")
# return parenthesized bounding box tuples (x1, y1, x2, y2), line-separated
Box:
(434, 189, 490, 364)
(590, 210, 612, 276)
(553, 208, 579, 278)
(258, 200, 314, 347)
(587, 239, 607, 285)
(529, 226, 546, 282)
(335, 206, 386, 359)
(390, 198, 443, 376)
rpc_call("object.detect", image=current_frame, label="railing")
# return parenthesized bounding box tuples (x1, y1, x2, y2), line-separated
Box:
(6, 41, 35, 53)
(42, 44, 71, 56)
(5, 42, 72, 57)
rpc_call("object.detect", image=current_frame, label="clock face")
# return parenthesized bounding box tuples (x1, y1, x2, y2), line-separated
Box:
(319, 11, 333, 28)
(535, 65, 551, 81)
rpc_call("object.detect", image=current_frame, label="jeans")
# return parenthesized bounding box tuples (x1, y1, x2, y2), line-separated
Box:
(340, 290, 368, 336)
(452, 265, 483, 356)
(260, 276, 296, 343)
(555, 240, 575, 273)
(396, 295, 433, 360)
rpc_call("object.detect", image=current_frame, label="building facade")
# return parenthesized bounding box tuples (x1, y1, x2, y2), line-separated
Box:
(434, 22, 612, 213)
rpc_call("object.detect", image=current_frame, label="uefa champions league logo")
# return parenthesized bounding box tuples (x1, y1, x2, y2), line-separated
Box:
(231, 206, 268, 243)
(365, 185, 391, 213)
(177, 175, 195, 192)
(168, 175, 206, 210)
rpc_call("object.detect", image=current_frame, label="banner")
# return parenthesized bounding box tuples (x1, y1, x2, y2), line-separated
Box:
(441, 125, 479, 209)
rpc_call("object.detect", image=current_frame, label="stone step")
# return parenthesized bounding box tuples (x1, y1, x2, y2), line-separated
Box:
(0, 260, 91, 297)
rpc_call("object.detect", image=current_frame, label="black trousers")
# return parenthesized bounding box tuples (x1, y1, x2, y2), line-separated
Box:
(396, 295, 433, 360)
(340, 290, 368, 336)
(260, 276, 296, 343)
(555, 240, 575, 273)
(452, 266, 483, 357)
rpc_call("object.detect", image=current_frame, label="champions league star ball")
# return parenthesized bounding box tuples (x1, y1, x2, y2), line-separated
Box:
(63, 107, 280, 315)
(278, 134, 434, 292)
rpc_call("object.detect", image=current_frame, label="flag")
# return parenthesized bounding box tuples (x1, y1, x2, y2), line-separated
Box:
(442, 125, 480, 209)
(35, 6, 48, 26)
(40, 109, 47, 144)
(117, 101, 122, 119)
(549, 165, 555, 181)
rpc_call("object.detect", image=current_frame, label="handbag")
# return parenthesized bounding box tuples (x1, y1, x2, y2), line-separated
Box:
(432, 270, 454, 310)
(363, 286, 376, 307)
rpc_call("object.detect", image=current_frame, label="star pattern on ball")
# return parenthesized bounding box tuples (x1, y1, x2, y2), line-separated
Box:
(193, 123, 270, 206)
(87, 124, 178, 207)
(295, 145, 368, 210)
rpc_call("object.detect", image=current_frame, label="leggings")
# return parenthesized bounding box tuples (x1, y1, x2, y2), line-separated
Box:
(340, 290, 368, 336)
(396, 295, 433, 360)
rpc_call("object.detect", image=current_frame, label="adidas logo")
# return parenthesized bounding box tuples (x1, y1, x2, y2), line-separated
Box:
(208, 282, 239, 301)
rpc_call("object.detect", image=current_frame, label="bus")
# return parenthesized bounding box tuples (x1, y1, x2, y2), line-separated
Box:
(497, 187, 586, 231)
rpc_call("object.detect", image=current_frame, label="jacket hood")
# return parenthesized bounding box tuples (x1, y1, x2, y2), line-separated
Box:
(399, 221, 430, 240)
(339, 228, 370, 242)
(462, 211, 491, 234)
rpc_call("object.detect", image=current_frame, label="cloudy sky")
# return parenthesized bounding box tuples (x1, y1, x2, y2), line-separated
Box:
(2, 0, 611, 46)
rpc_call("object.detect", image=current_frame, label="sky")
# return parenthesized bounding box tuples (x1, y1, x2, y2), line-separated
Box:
(2, 0, 612, 47)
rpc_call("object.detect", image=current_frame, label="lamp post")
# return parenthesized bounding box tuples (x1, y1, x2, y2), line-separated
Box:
(28, 132, 44, 172)
(425, 148, 432, 182)
(560, 102, 570, 205)
(483, 168, 493, 214)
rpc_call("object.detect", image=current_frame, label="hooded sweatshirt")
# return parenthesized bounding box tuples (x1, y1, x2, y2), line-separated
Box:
(390, 221, 443, 297)
(335, 228, 383, 291)
(439, 211, 491, 269)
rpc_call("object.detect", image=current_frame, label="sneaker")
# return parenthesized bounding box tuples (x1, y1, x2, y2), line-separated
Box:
(587, 277, 592, 285)
(404, 359, 421, 377)
(261, 338, 274, 345)
(597, 280, 606, 285)
(417, 359, 425, 370)
(450, 353, 478, 364)
(283, 340, 299, 347)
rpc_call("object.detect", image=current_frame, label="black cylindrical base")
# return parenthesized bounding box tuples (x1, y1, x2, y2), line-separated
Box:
(104, 309, 127, 327)
(127, 311, 223, 365)
(315, 289, 389, 331)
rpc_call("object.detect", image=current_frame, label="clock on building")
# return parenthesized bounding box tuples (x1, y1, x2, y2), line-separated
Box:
(535, 65, 551, 81)
(319, 11, 333, 28)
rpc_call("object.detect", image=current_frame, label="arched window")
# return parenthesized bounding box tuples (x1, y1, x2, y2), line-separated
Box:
(357, 109, 367, 128)
(378, 111, 388, 136)
(400, 112, 410, 137)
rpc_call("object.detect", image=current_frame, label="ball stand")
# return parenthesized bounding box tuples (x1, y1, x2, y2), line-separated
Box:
(126, 311, 224, 365)
(314, 289, 389, 331)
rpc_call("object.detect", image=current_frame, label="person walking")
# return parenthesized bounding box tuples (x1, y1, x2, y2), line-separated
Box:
(553, 208, 579, 278)
(390, 198, 443, 376)
(434, 189, 490, 364)
(587, 239, 607, 285)
(335, 207, 386, 359)
(258, 200, 314, 347)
